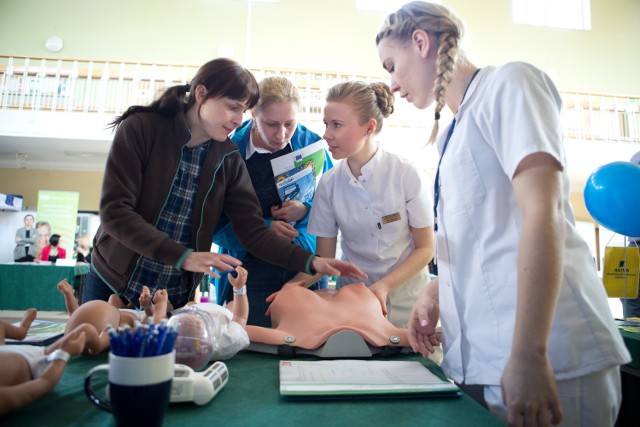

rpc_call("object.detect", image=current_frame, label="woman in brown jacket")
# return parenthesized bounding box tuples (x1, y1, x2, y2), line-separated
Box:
(84, 58, 366, 310)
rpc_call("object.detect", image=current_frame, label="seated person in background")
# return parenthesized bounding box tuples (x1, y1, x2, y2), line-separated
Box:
(246, 282, 428, 354)
(14, 214, 37, 262)
(39, 234, 66, 263)
(74, 235, 92, 264)
(0, 309, 86, 416)
(170, 267, 250, 366)
(53, 279, 168, 355)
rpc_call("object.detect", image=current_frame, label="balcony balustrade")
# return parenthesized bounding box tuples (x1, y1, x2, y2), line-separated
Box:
(1, 55, 639, 144)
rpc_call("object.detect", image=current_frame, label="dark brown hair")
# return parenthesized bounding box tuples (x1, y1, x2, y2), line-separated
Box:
(111, 58, 260, 128)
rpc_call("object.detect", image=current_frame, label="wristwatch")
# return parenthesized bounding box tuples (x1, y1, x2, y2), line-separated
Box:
(233, 286, 247, 296)
(46, 349, 70, 364)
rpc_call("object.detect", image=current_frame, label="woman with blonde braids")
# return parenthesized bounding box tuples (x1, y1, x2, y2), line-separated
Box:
(376, 2, 629, 426)
(287, 80, 435, 328)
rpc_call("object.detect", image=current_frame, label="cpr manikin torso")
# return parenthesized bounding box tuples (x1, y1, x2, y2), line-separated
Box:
(246, 283, 410, 351)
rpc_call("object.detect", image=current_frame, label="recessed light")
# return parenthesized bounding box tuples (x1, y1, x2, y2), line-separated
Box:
(45, 36, 64, 52)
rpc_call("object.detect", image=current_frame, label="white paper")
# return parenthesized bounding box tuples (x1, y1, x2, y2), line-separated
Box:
(280, 359, 459, 396)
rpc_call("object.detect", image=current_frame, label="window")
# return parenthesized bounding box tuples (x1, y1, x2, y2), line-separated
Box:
(512, 0, 591, 30)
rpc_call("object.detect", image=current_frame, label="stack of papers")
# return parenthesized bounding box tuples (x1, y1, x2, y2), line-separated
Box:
(280, 359, 460, 400)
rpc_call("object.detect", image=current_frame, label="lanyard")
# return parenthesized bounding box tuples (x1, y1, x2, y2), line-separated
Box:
(433, 68, 481, 232)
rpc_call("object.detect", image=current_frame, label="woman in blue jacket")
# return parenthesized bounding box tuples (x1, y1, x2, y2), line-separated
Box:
(213, 76, 333, 327)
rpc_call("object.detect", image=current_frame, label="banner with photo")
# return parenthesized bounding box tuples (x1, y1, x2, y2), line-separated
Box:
(37, 190, 80, 256)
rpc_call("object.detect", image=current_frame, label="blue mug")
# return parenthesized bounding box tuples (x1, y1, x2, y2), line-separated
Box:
(84, 350, 175, 427)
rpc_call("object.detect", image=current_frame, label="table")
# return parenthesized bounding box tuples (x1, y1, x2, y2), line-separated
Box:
(620, 329, 640, 369)
(0, 263, 90, 310)
(1, 352, 502, 427)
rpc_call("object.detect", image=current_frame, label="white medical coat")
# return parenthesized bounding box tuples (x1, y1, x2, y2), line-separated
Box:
(436, 62, 630, 385)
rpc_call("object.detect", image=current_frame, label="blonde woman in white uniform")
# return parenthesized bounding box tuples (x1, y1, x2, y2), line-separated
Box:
(376, 2, 631, 426)
(287, 81, 435, 328)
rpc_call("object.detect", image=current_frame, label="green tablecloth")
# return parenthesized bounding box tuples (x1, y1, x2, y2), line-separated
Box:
(620, 329, 640, 369)
(0, 263, 90, 310)
(1, 351, 502, 427)
(619, 329, 640, 426)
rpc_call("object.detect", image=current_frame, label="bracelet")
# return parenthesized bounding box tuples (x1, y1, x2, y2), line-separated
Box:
(46, 349, 70, 364)
(33, 349, 70, 378)
(233, 286, 247, 296)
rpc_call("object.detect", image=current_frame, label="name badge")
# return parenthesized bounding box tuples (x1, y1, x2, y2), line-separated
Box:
(381, 212, 401, 224)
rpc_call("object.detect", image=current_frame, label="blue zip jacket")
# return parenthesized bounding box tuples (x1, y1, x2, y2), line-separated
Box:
(212, 119, 333, 303)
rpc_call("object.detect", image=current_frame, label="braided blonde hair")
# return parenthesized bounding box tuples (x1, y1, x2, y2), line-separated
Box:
(326, 81, 395, 135)
(376, 1, 465, 144)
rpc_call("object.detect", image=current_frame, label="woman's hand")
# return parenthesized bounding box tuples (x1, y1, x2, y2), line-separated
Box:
(407, 280, 440, 357)
(182, 252, 242, 278)
(368, 282, 389, 316)
(271, 200, 307, 223)
(269, 220, 299, 242)
(311, 257, 367, 281)
(500, 352, 563, 426)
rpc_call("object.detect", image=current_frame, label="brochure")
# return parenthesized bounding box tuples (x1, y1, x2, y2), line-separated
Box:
(270, 139, 327, 180)
(274, 165, 315, 205)
(5, 320, 66, 346)
(279, 359, 460, 400)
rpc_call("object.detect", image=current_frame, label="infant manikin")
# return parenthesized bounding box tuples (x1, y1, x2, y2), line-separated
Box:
(168, 304, 249, 370)
(168, 266, 250, 370)
(246, 283, 411, 353)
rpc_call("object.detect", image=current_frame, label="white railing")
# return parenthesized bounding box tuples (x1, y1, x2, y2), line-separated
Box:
(562, 91, 640, 144)
(1, 55, 639, 144)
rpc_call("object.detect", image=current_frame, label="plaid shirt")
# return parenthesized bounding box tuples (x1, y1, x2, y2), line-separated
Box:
(125, 141, 211, 308)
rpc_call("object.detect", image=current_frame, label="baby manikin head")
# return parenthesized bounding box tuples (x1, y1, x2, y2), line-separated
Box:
(168, 304, 249, 370)
(168, 307, 215, 371)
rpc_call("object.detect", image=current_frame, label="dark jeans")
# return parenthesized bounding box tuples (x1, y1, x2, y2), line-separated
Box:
(14, 255, 35, 262)
(621, 296, 640, 319)
(81, 268, 116, 303)
(242, 254, 327, 328)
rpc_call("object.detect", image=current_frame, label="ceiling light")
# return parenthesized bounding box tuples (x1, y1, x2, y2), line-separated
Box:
(45, 36, 64, 52)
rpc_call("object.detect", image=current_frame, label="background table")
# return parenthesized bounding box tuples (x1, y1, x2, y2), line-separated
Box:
(1, 351, 502, 427)
(0, 263, 90, 310)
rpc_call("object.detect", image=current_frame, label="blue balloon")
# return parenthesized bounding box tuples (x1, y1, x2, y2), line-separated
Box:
(584, 161, 640, 237)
